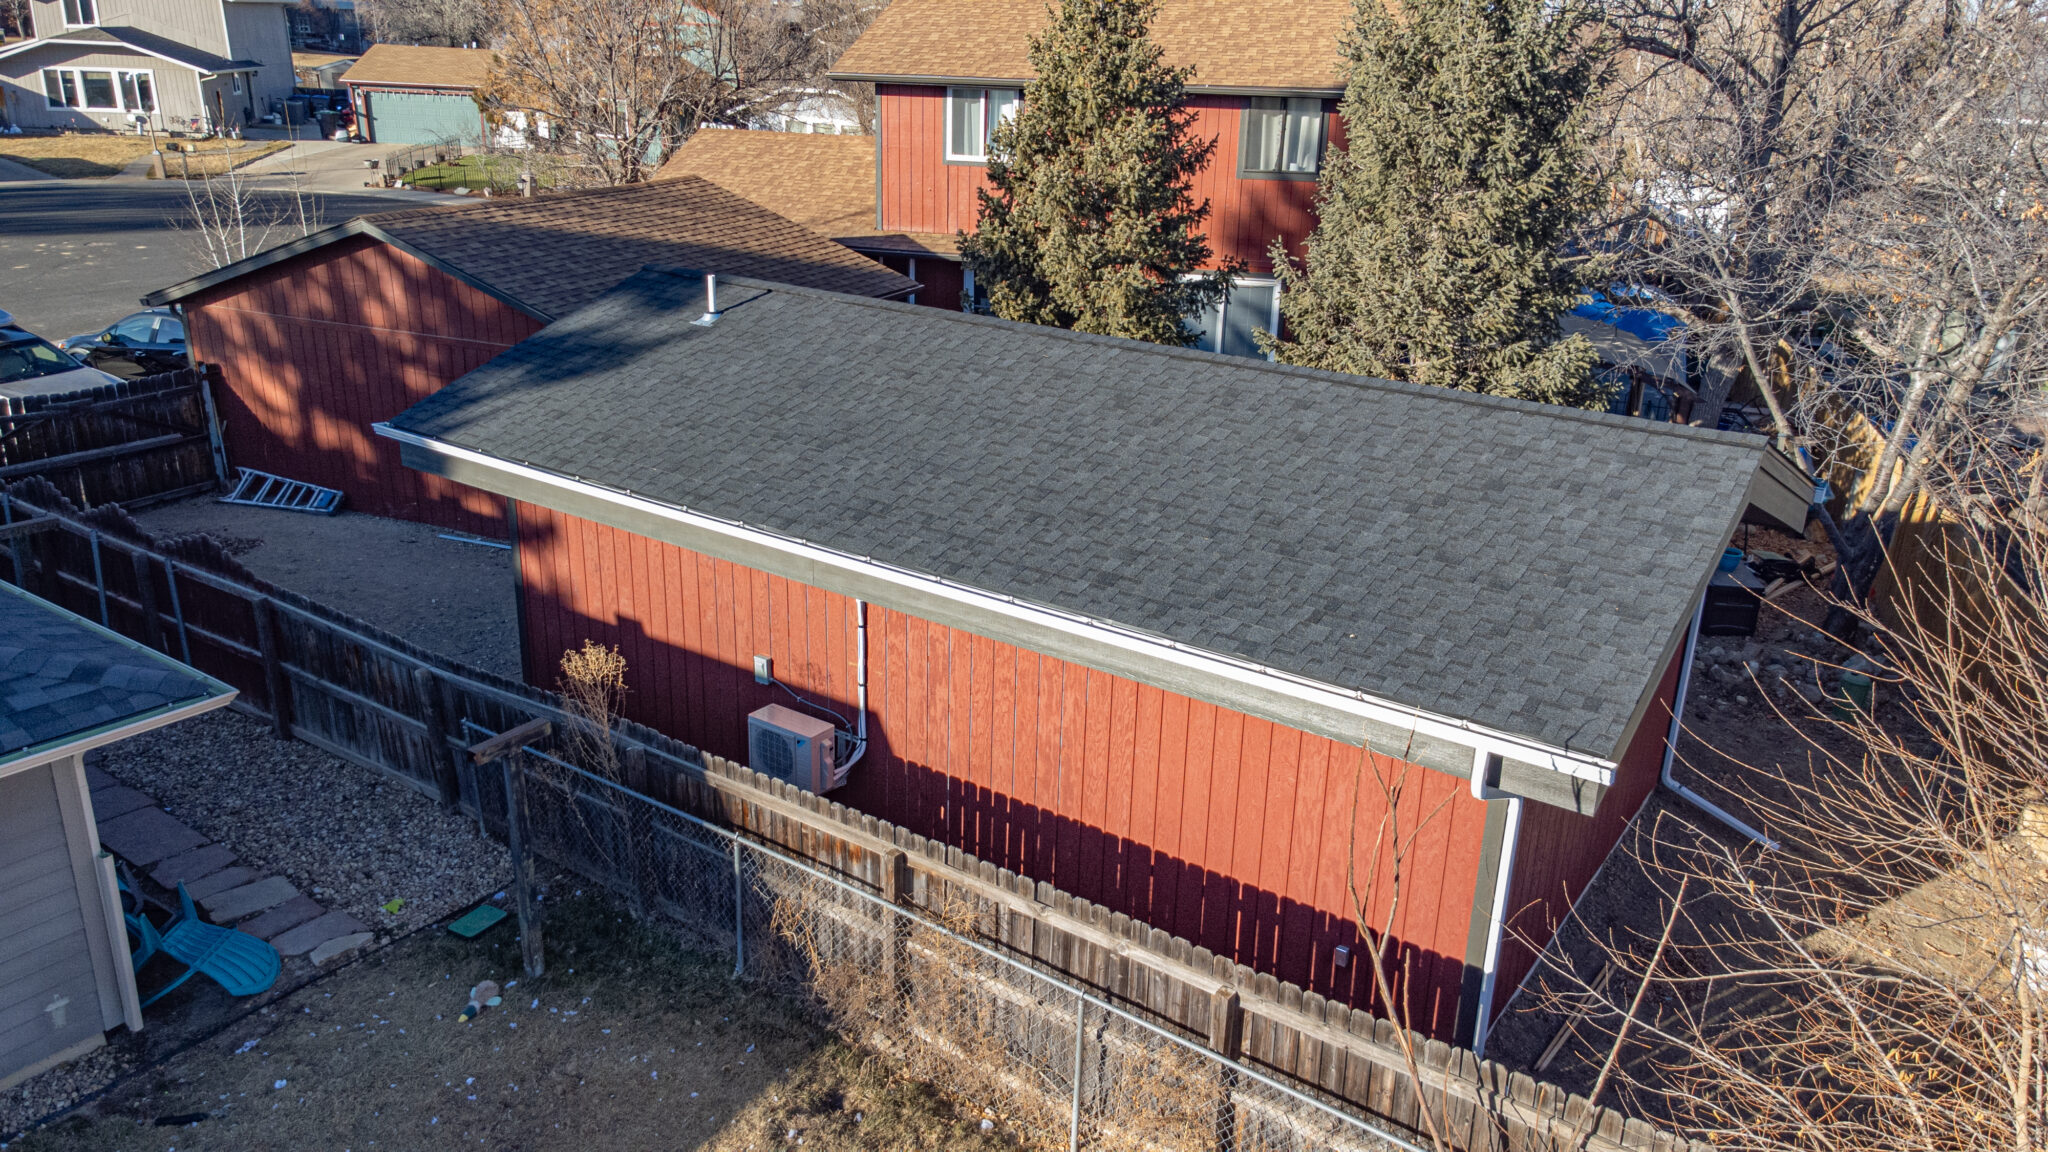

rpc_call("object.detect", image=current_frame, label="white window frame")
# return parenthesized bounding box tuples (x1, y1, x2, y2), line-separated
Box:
(1187, 276, 1284, 360)
(61, 0, 98, 27)
(944, 86, 1021, 163)
(1239, 96, 1325, 179)
(231, 74, 244, 96)
(43, 67, 156, 113)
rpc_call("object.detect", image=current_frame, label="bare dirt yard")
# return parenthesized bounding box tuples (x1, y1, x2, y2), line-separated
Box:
(132, 497, 522, 679)
(6, 891, 1009, 1152)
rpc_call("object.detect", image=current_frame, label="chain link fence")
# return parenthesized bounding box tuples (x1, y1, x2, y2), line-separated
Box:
(463, 721, 1413, 1152)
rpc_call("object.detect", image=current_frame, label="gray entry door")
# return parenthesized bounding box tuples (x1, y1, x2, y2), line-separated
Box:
(0, 765, 105, 1086)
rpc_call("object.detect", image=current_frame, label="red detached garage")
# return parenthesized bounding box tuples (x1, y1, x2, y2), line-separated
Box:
(140, 179, 917, 536)
(379, 269, 1784, 1046)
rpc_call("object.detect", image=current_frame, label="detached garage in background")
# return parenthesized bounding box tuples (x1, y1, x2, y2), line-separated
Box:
(0, 581, 236, 1090)
(340, 44, 490, 145)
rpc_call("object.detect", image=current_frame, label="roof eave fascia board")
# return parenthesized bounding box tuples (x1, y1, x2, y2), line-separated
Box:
(0, 690, 238, 780)
(341, 79, 480, 91)
(377, 424, 1620, 791)
(0, 36, 209, 69)
(827, 70, 1342, 98)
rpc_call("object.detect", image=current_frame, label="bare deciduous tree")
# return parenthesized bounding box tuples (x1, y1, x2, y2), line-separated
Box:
(357, 0, 496, 47)
(1531, 489, 2048, 1152)
(173, 167, 325, 272)
(479, 0, 888, 186)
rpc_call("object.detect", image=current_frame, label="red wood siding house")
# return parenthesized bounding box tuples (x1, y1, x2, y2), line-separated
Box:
(382, 269, 1771, 1047)
(663, 0, 1352, 335)
(142, 178, 918, 534)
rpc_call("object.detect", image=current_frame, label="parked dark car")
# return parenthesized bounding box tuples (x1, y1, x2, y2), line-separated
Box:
(1, 312, 122, 399)
(62, 309, 188, 379)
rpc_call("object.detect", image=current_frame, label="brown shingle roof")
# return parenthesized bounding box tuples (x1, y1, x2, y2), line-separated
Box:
(359, 177, 918, 316)
(145, 177, 918, 315)
(655, 130, 962, 258)
(339, 44, 496, 90)
(830, 0, 1351, 94)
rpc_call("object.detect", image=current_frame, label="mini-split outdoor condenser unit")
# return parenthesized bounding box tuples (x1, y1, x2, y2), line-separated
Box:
(746, 704, 838, 794)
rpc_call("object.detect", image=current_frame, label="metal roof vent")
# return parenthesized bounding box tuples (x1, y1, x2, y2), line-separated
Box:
(693, 273, 721, 326)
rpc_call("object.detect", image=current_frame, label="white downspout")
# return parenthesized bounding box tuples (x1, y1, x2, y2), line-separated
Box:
(1469, 749, 1522, 1058)
(831, 599, 869, 787)
(1662, 598, 1779, 850)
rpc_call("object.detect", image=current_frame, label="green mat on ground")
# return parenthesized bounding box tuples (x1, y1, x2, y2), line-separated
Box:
(447, 903, 509, 938)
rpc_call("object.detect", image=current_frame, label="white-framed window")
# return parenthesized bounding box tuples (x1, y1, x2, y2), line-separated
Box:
(42, 68, 154, 112)
(1240, 97, 1324, 178)
(1188, 278, 1282, 359)
(231, 74, 244, 95)
(61, 0, 97, 25)
(946, 86, 1021, 162)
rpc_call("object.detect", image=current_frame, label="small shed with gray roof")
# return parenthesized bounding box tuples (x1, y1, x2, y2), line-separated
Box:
(379, 267, 1783, 1046)
(0, 579, 236, 1090)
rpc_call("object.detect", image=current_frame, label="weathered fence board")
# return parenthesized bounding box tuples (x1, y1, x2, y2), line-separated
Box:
(0, 370, 223, 507)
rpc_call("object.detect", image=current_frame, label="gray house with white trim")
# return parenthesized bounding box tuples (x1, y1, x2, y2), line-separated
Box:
(0, 0, 293, 133)
(0, 579, 236, 1090)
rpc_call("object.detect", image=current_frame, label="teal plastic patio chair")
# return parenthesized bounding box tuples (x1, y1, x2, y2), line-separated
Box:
(124, 879, 281, 1008)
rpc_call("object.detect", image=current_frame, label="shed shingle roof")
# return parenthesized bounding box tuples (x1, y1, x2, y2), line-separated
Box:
(146, 177, 918, 317)
(339, 43, 496, 89)
(655, 130, 961, 258)
(830, 0, 1352, 93)
(390, 269, 1766, 760)
(1, 582, 229, 764)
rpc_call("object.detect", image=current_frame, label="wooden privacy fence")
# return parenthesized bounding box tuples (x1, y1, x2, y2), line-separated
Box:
(0, 481, 1701, 1152)
(0, 369, 225, 509)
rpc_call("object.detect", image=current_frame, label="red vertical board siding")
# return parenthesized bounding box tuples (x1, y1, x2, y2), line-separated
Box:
(1493, 649, 1683, 1018)
(876, 88, 1342, 276)
(516, 504, 1513, 1036)
(184, 236, 542, 535)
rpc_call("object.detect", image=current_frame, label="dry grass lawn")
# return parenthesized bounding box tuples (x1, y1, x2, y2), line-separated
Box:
(0, 135, 286, 179)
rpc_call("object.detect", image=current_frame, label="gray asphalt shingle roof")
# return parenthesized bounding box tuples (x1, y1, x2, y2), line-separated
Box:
(391, 269, 1765, 759)
(0, 581, 227, 763)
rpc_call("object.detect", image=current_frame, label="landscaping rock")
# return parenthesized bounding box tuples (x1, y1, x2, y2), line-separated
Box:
(184, 866, 260, 901)
(97, 807, 205, 865)
(238, 894, 325, 940)
(90, 785, 156, 820)
(307, 932, 374, 966)
(271, 911, 370, 957)
(150, 844, 238, 889)
(202, 876, 300, 923)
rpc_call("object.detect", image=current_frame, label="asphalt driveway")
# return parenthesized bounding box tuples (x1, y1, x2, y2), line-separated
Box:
(0, 180, 422, 341)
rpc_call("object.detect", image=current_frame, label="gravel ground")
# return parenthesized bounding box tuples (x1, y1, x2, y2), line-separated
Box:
(7, 892, 1008, 1152)
(95, 708, 510, 936)
(131, 498, 521, 680)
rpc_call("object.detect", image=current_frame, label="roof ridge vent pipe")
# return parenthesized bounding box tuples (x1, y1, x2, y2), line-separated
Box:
(693, 273, 721, 327)
(1664, 597, 1780, 850)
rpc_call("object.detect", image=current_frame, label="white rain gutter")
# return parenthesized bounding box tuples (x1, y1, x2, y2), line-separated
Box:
(374, 426, 1620, 786)
(1661, 598, 1779, 850)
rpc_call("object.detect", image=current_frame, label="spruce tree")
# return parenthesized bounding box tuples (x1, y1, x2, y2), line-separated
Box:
(961, 0, 1236, 345)
(1265, 0, 1609, 407)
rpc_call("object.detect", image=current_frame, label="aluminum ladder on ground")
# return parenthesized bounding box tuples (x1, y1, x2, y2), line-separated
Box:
(219, 468, 344, 516)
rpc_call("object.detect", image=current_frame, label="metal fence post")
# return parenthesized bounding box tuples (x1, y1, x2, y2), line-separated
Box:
(731, 836, 746, 978)
(88, 530, 108, 625)
(503, 754, 545, 979)
(163, 558, 191, 665)
(1070, 992, 1086, 1152)
(2, 491, 21, 587)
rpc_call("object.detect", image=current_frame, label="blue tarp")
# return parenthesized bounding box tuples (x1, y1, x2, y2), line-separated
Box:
(1573, 290, 1684, 343)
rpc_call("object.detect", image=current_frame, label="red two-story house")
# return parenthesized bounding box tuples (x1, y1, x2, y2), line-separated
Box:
(661, 0, 1351, 355)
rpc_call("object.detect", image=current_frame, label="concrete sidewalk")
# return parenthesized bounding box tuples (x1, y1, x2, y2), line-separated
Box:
(0, 154, 56, 182)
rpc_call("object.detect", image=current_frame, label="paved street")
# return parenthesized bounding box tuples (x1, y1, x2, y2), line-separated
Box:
(0, 174, 438, 341)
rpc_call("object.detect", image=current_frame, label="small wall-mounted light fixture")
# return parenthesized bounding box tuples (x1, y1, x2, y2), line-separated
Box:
(1333, 945, 1352, 969)
(753, 655, 772, 684)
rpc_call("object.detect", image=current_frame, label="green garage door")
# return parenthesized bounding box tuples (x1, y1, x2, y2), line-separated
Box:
(364, 89, 479, 145)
